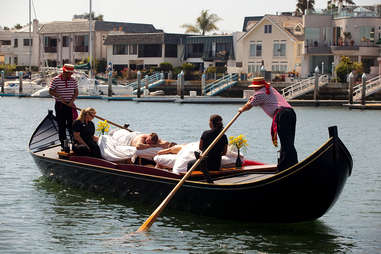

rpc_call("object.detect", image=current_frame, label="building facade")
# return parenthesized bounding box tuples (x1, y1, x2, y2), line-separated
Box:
(38, 20, 160, 67)
(232, 14, 304, 77)
(302, 5, 381, 77)
(0, 19, 39, 67)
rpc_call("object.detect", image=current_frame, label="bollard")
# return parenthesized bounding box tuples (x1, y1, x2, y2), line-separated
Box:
(160, 71, 164, 80)
(361, 73, 367, 106)
(348, 72, 354, 104)
(260, 65, 266, 79)
(180, 71, 184, 99)
(18, 71, 23, 94)
(201, 72, 206, 96)
(0, 71, 3, 93)
(314, 66, 319, 103)
(137, 71, 141, 98)
(168, 71, 172, 80)
(107, 71, 112, 97)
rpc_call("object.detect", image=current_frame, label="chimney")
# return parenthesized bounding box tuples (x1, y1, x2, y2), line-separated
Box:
(33, 19, 38, 33)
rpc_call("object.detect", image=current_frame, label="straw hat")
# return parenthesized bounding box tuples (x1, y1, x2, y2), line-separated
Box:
(62, 64, 75, 73)
(248, 77, 270, 88)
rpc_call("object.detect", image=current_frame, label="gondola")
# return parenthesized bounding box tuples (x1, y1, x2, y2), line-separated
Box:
(29, 110, 352, 222)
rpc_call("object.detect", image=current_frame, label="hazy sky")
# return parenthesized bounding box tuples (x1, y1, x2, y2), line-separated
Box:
(0, 0, 379, 33)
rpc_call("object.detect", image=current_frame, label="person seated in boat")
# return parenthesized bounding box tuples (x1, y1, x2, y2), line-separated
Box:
(199, 114, 228, 171)
(72, 107, 102, 158)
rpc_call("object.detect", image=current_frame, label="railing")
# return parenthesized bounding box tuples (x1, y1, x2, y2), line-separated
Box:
(74, 46, 89, 52)
(44, 47, 57, 53)
(282, 74, 329, 100)
(128, 72, 163, 94)
(204, 73, 239, 96)
(353, 75, 381, 101)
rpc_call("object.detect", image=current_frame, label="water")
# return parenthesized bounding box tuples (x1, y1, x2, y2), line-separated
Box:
(0, 97, 380, 253)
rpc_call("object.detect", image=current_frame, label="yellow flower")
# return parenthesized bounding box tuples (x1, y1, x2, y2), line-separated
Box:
(96, 120, 110, 135)
(228, 134, 249, 152)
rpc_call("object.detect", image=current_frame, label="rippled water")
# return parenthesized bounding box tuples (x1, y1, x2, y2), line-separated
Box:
(0, 97, 380, 253)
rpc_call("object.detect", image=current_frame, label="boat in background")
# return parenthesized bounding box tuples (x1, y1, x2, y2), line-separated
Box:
(3, 80, 43, 95)
(29, 110, 353, 222)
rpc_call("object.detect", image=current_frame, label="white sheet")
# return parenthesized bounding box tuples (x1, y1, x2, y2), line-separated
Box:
(154, 142, 244, 174)
(97, 132, 163, 162)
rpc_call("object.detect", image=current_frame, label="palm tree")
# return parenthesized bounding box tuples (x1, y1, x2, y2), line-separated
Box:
(295, 0, 315, 16)
(181, 9, 222, 35)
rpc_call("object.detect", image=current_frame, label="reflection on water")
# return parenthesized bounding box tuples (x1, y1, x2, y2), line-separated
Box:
(33, 176, 354, 253)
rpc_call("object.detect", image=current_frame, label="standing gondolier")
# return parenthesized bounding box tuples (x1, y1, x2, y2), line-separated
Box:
(239, 77, 298, 171)
(49, 64, 78, 150)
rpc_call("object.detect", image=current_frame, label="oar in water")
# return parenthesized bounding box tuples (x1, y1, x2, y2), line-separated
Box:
(137, 111, 242, 232)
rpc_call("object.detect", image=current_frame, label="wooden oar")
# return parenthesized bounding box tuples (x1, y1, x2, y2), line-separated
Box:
(63, 102, 132, 131)
(137, 111, 242, 232)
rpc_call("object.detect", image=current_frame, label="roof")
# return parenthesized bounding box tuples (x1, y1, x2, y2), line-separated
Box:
(39, 20, 159, 34)
(104, 33, 188, 45)
(242, 16, 263, 32)
(240, 15, 304, 42)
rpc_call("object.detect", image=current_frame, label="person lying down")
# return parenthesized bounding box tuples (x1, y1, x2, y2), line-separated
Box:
(154, 142, 244, 174)
(97, 129, 175, 162)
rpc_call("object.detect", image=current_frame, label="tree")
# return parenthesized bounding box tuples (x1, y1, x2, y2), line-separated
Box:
(3, 26, 10, 30)
(13, 24, 23, 29)
(181, 9, 222, 35)
(295, 0, 315, 16)
(73, 12, 104, 21)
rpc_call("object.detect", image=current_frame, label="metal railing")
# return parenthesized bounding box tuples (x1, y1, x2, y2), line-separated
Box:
(282, 74, 328, 100)
(204, 73, 239, 96)
(353, 75, 381, 101)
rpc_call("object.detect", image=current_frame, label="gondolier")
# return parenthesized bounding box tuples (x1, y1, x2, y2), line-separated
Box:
(239, 77, 298, 171)
(49, 64, 78, 150)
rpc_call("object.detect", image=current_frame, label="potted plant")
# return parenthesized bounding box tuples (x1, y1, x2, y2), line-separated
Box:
(228, 135, 248, 168)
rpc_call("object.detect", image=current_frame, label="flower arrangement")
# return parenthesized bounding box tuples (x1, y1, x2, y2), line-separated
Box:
(229, 134, 248, 153)
(96, 120, 110, 135)
(229, 135, 248, 168)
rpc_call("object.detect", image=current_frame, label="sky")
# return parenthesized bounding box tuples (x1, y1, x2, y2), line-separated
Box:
(0, 0, 379, 33)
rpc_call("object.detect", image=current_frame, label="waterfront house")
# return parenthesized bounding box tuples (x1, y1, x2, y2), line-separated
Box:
(232, 14, 304, 78)
(103, 32, 187, 72)
(302, 4, 381, 77)
(104, 32, 235, 72)
(38, 19, 160, 67)
(0, 19, 39, 67)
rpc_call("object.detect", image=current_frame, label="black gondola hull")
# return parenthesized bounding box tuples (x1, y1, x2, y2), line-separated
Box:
(31, 132, 351, 222)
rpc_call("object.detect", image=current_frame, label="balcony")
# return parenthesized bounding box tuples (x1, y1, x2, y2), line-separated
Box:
(331, 45, 359, 51)
(74, 46, 88, 52)
(44, 47, 57, 53)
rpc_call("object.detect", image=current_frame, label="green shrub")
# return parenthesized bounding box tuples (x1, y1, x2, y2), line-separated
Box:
(0, 64, 17, 75)
(206, 66, 216, 73)
(159, 62, 173, 72)
(335, 56, 364, 82)
(95, 58, 107, 74)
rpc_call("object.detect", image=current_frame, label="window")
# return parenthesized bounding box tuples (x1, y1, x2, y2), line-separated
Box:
(1, 40, 11, 45)
(187, 43, 203, 58)
(216, 42, 230, 58)
(14, 56, 18, 65)
(305, 27, 320, 41)
(14, 39, 18, 48)
(62, 36, 69, 47)
(23, 39, 32, 46)
(360, 26, 372, 40)
(264, 25, 272, 34)
(248, 62, 263, 74)
(74, 35, 88, 52)
(271, 61, 288, 73)
(129, 44, 137, 55)
(138, 44, 162, 57)
(44, 36, 57, 52)
(249, 41, 262, 57)
(273, 40, 286, 57)
(165, 44, 177, 57)
(113, 44, 128, 55)
(297, 44, 302, 56)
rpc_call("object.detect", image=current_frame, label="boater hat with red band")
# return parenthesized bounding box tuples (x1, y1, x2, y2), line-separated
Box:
(248, 77, 271, 94)
(62, 64, 75, 73)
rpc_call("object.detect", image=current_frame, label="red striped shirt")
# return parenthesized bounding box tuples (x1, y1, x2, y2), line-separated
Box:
(49, 74, 78, 102)
(249, 86, 291, 118)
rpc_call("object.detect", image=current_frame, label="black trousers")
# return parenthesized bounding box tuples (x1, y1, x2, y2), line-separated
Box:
(55, 101, 73, 148)
(72, 141, 102, 158)
(276, 108, 298, 171)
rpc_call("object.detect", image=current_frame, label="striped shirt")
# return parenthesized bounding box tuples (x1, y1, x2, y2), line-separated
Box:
(49, 74, 78, 102)
(249, 86, 291, 118)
